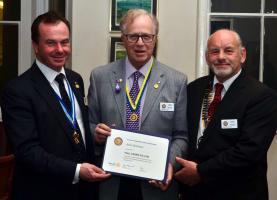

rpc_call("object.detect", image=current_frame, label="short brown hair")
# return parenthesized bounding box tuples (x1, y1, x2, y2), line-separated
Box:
(31, 11, 70, 44)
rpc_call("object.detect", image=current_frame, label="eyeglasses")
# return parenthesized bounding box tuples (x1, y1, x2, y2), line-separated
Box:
(124, 33, 156, 43)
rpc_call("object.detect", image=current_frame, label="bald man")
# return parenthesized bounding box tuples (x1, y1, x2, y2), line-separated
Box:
(175, 29, 277, 200)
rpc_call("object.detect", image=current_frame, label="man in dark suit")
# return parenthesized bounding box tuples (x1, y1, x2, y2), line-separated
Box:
(175, 29, 277, 200)
(88, 9, 188, 200)
(1, 11, 110, 200)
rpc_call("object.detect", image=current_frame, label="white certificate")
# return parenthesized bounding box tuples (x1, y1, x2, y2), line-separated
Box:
(102, 129, 170, 181)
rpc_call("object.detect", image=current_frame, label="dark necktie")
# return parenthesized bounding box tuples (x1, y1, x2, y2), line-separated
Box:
(126, 71, 142, 130)
(198, 83, 224, 147)
(55, 74, 86, 153)
(208, 83, 224, 121)
(55, 73, 72, 112)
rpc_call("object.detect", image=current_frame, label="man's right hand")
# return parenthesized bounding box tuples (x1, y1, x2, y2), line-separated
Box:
(79, 163, 111, 182)
(94, 123, 111, 144)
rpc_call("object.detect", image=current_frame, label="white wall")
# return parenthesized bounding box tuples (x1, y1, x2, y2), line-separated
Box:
(71, 0, 198, 93)
(71, 0, 111, 93)
(157, 1, 197, 82)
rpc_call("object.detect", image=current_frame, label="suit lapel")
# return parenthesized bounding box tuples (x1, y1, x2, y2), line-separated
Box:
(189, 77, 212, 150)
(30, 64, 86, 151)
(30, 64, 73, 134)
(110, 60, 126, 126)
(66, 71, 85, 118)
(199, 73, 246, 148)
(141, 62, 165, 124)
(209, 72, 246, 123)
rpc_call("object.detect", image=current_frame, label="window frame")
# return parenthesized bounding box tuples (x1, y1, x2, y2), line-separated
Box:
(196, 0, 277, 82)
(18, 0, 72, 75)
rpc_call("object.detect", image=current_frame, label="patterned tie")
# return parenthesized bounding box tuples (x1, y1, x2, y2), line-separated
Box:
(55, 73, 72, 112)
(126, 71, 142, 130)
(208, 83, 224, 121)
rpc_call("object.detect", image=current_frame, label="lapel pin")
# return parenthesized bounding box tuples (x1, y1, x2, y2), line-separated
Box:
(154, 81, 160, 89)
(115, 78, 122, 93)
(74, 82, 80, 89)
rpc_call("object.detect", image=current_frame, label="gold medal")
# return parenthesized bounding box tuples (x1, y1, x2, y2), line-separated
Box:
(130, 113, 138, 121)
(73, 131, 80, 144)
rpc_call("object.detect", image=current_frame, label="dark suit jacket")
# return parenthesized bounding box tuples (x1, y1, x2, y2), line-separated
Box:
(1, 63, 96, 200)
(184, 71, 277, 200)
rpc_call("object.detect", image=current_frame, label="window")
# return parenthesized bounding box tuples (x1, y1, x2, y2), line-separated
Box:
(0, 0, 71, 100)
(0, 0, 20, 99)
(49, 0, 66, 17)
(197, 0, 277, 92)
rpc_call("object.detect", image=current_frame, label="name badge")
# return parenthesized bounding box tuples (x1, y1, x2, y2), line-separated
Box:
(160, 102, 175, 111)
(221, 119, 238, 129)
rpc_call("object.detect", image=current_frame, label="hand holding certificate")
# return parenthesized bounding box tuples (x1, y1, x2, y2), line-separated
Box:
(102, 129, 170, 181)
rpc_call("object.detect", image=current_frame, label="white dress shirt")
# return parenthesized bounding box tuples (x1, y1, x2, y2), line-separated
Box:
(36, 59, 84, 183)
(197, 69, 242, 147)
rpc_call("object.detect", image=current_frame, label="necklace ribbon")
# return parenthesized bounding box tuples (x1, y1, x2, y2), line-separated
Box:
(125, 59, 154, 111)
(55, 79, 78, 130)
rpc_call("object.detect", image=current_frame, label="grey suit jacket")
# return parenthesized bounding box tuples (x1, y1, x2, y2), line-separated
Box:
(88, 58, 188, 200)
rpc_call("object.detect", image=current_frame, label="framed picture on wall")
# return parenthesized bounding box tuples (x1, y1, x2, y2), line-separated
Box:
(110, 0, 157, 31)
(110, 37, 126, 62)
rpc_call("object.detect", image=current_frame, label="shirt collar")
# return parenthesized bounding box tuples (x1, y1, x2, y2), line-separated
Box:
(36, 59, 66, 84)
(125, 56, 153, 79)
(213, 69, 242, 91)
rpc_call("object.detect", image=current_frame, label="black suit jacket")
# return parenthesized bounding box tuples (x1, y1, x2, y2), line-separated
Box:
(1, 63, 96, 200)
(184, 71, 277, 200)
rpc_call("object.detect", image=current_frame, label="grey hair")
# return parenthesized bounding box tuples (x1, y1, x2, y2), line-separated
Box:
(119, 9, 159, 35)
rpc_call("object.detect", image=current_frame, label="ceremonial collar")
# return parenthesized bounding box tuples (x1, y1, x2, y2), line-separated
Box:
(125, 58, 154, 111)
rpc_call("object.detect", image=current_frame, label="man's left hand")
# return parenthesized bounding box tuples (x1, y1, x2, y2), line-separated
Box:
(174, 157, 200, 186)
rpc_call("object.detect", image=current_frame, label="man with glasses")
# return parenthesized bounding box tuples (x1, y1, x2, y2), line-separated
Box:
(88, 9, 188, 200)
